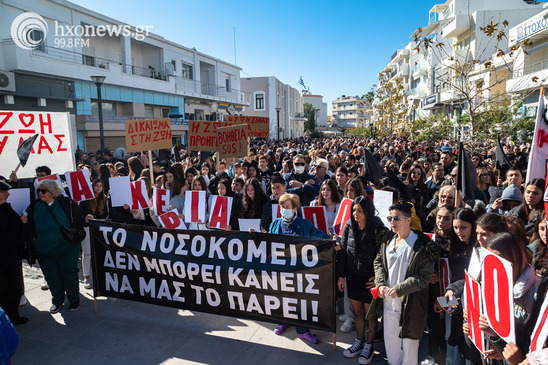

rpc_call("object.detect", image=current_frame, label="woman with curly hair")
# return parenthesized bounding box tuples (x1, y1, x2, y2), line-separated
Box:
(239, 178, 268, 219)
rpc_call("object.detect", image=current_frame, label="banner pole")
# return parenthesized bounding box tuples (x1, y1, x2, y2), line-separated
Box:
(94, 297, 97, 315)
(333, 333, 336, 351)
(148, 150, 154, 184)
(13, 162, 22, 174)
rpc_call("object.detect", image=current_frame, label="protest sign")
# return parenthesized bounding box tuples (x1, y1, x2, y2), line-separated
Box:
(238, 219, 261, 232)
(65, 169, 94, 202)
(109, 176, 132, 207)
(153, 188, 170, 216)
(89, 221, 336, 331)
(35, 174, 66, 197)
(482, 253, 515, 344)
(217, 124, 248, 158)
(465, 271, 484, 353)
(130, 180, 151, 210)
(301, 206, 329, 234)
(226, 116, 269, 138)
(530, 294, 548, 352)
(209, 195, 233, 229)
(373, 190, 393, 229)
(272, 204, 281, 220)
(333, 198, 353, 236)
(439, 258, 451, 294)
(527, 348, 548, 365)
(6, 188, 30, 215)
(188, 121, 229, 152)
(158, 209, 187, 230)
(184, 190, 206, 223)
(125, 118, 172, 153)
(0, 111, 76, 179)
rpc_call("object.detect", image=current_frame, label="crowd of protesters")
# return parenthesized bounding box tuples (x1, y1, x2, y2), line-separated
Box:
(1, 135, 547, 365)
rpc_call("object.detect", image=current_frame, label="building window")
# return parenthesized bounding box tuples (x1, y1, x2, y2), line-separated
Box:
(161, 107, 170, 118)
(182, 63, 193, 79)
(91, 101, 117, 116)
(171, 60, 176, 72)
(254, 92, 265, 110)
(30, 29, 46, 52)
(145, 105, 154, 118)
(225, 77, 231, 92)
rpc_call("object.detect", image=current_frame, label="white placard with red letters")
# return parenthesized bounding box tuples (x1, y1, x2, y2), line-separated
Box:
(109, 177, 132, 207)
(158, 209, 187, 230)
(439, 258, 451, 294)
(301, 206, 329, 234)
(130, 180, 151, 210)
(35, 174, 66, 198)
(184, 190, 206, 223)
(530, 294, 548, 352)
(272, 204, 281, 220)
(464, 271, 484, 353)
(153, 188, 170, 216)
(482, 253, 515, 344)
(332, 198, 353, 236)
(0, 111, 76, 179)
(209, 195, 233, 229)
(65, 169, 94, 202)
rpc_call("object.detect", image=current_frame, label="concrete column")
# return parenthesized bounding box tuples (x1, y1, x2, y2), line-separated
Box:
(120, 36, 132, 73)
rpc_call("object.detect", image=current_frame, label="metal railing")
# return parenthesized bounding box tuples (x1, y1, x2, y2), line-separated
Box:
(512, 59, 548, 79)
(32, 47, 111, 70)
(173, 77, 250, 105)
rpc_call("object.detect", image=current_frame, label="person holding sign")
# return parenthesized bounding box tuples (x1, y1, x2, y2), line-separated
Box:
(310, 179, 341, 234)
(269, 193, 330, 344)
(338, 196, 387, 364)
(79, 179, 108, 289)
(206, 180, 240, 230)
(23, 180, 86, 313)
(239, 178, 268, 220)
(374, 203, 436, 365)
(479, 233, 542, 364)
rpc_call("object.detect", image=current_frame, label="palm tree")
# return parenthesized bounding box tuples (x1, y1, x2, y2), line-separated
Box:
(303, 102, 319, 131)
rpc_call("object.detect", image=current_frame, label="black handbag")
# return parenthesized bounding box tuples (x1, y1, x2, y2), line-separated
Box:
(45, 201, 86, 244)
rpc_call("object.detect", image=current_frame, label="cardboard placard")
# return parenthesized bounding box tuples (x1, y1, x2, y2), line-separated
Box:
(238, 218, 261, 232)
(183, 190, 206, 223)
(209, 195, 233, 229)
(332, 198, 353, 237)
(158, 209, 187, 230)
(373, 190, 393, 229)
(130, 180, 151, 210)
(226, 116, 269, 138)
(439, 258, 451, 294)
(109, 176, 132, 207)
(482, 253, 515, 344)
(530, 294, 548, 352)
(35, 174, 66, 197)
(153, 188, 170, 216)
(302, 206, 329, 234)
(217, 124, 248, 158)
(125, 118, 172, 153)
(0, 111, 76, 179)
(272, 204, 281, 220)
(188, 120, 229, 152)
(6, 188, 30, 215)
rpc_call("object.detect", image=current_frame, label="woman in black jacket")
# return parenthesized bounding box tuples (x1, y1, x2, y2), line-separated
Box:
(338, 196, 387, 362)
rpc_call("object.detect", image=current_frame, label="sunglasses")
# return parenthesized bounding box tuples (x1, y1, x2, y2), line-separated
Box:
(480, 173, 491, 177)
(294, 162, 305, 166)
(37, 189, 48, 194)
(387, 215, 407, 222)
(440, 195, 454, 199)
(315, 165, 325, 169)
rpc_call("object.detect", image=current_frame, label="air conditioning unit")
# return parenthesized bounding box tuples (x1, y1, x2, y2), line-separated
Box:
(0, 71, 16, 92)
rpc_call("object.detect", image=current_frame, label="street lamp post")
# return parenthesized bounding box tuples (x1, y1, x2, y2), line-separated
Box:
(275, 107, 280, 140)
(90, 75, 106, 152)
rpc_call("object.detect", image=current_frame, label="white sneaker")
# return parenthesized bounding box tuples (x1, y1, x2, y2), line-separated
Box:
(84, 278, 92, 290)
(358, 343, 374, 364)
(339, 316, 355, 333)
(421, 357, 436, 365)
(338, 313, 348, 322)
(19, 296, 27, 307)
(343, 338, 364, 358)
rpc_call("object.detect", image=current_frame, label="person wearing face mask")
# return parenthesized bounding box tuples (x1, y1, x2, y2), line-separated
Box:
(284, 155, 319, 207)
(268, 193, 330, 344)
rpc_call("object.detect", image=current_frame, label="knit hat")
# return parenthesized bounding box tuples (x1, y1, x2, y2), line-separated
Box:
(501, 184, 524, 202)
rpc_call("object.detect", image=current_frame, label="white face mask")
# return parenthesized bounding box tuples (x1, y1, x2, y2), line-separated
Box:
(295, 166, 305, 175)
(280, 208, 294, 220)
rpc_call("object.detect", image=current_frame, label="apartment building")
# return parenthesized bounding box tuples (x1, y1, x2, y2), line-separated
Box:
(240, 77, 305, 140)
(332, 95, 372, 129)
(0, 0, 249, 151)
(507, 8, 548, 113)
(302, 92, 328, 129)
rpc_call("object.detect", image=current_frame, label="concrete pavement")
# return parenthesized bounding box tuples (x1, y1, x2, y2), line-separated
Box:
(12, 263, 391, 365)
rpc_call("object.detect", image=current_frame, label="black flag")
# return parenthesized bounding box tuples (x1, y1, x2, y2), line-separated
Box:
(363, 148, 384, 186)
(495, 136, 512, 171)
(456, 142, 478, 205)
(17, 134, 39, 167)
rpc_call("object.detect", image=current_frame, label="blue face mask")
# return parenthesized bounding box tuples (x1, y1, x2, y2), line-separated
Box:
(280, 208, 294, 220)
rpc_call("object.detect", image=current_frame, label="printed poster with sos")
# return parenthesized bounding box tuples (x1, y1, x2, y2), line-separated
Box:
(0, 111, 76, 178)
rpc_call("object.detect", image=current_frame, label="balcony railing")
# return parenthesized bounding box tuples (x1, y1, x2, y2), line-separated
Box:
(32, 47, 111, 70)
(512, 60, 548, 79)
(173, 77, 250, 105)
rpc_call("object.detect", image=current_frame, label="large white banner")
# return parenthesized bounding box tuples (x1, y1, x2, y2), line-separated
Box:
(0, 111, 76, 179)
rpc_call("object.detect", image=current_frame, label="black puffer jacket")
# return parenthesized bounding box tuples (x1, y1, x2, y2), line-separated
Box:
(338, 216, 387, 278)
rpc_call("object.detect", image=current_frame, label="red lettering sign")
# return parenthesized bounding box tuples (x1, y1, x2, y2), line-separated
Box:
(209, 195, 232, 229)
(184, 190, 206, 223)
(158, 209, 186, 229)
(332, 198, 353, 236)
(465, 271, 484, 353)
(153, 188, 170, 216)
(302, 206, 329, 234)
(530, 295, 548, 352)
(482, 253, 515, 344)
(65, 170, 94, 202)
(439, 258, 451, 294)
(130, 180, 151, 210)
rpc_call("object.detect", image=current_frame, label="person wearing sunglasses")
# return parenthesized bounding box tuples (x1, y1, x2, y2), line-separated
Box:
(22, 179, 86, 314)
(284, 154, 319, 207)
(374, 203, 436, 365)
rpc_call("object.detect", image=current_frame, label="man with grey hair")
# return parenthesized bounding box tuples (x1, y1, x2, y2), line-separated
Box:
(313, 158, 331, 186)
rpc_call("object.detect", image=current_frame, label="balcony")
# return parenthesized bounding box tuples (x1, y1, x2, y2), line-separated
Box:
(392, 49, 410, 64)
(398, 64, 410, 78)
(413, 60, 428, 77)
(507, 59, 548, 93)
(31, 47, 111, 70)
(441, 49, 471, 69)
(442, 14, 470, 39)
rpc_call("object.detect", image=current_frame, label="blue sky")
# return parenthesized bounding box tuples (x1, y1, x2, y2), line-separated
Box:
(71, 0, 441, 111)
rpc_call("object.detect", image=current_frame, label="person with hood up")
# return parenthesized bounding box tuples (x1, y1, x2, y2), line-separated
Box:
(487, 184, 524, 215)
